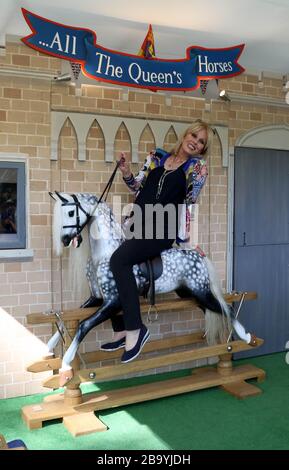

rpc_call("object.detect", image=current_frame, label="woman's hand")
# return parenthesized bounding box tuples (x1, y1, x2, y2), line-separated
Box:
(119, 152, 132, 178)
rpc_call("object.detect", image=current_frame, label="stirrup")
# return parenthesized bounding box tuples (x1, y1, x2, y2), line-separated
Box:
(53, 310, 87, 369)
(147, 304, 158, 323)
(226, 292, 246, 343)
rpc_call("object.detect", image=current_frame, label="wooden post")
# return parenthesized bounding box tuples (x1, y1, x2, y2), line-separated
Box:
(63, 320, 83, 406)
(22, 292, 265, 434)
(217, 353, 233, 376)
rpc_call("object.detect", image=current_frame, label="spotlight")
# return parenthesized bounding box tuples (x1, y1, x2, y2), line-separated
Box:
(258, 72, 264, 88)
(219, 89, 231, 102)
(282, 75, 289, 91)
(53, 73, 72, 82)
(282, 75, 289, 104)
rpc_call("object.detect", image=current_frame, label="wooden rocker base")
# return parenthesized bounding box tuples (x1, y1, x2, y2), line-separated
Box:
(22, 362, 265, 436)
(21, 399, 107, 436)
(23, 293, 264, 437)
(74, 363, 265, 412)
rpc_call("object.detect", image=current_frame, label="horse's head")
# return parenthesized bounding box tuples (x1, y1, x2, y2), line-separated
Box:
(50, 191, 97, 255)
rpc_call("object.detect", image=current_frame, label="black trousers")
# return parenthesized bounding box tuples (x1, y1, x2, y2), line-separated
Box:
(110, 238, 173, 330)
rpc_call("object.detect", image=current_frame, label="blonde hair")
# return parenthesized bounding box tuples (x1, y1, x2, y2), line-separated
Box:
(170, 119, 214, 158)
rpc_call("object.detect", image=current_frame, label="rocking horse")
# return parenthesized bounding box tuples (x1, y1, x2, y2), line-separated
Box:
(22, 191, 265, 435)
(47, 191, 258, 386)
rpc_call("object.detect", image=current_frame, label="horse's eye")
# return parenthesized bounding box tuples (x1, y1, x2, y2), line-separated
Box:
(68, 210, 74, 217)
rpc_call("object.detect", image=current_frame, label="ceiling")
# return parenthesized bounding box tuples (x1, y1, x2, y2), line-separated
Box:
(1, 0, 289, 78)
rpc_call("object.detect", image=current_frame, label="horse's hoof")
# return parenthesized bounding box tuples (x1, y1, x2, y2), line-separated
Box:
(42, 353, 55, 360)
(249, 333, 257, 347)
(59, 368, 73, 387)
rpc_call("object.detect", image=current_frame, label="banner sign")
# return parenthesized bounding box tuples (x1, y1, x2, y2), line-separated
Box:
(21, 9, 245, 91)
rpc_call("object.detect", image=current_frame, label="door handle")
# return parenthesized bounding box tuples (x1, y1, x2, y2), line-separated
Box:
(243, 232, 247, 246)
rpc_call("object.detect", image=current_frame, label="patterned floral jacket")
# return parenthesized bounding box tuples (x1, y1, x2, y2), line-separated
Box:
(123, 148, 208, 245)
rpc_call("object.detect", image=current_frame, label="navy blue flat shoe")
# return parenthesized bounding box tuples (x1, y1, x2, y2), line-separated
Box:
(121, 325, 150, 363)
(100, 337, 126, 351)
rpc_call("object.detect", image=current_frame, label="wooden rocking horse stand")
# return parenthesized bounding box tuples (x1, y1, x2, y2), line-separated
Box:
(22, 292, 265, 437)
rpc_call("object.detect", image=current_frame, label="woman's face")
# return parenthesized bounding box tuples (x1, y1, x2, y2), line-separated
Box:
(181, 128, 207, 156)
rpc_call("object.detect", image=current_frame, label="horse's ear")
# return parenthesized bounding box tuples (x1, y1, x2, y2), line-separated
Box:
(54, 191, 69, 203)
(48, 191, 57, 201)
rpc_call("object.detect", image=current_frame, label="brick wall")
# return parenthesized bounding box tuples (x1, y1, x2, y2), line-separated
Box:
(0, 38, 288, 397)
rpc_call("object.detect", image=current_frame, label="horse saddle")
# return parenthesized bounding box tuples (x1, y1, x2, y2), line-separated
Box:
(138, 256, 163, 306)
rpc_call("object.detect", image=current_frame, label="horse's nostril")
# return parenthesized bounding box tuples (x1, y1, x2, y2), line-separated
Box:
(62, 235, 71, 247)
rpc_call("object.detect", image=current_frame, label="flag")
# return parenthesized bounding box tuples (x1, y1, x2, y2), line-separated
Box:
(70, 62, 81, 81)
(200, 80, 209, 95)
(200, 78, 219, 96)
(138, 24, 156, 58)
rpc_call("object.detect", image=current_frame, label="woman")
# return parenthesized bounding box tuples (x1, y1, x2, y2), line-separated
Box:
(102, 119, 214, 363)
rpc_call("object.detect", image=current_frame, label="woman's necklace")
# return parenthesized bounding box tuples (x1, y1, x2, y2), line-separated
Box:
(165, 154, 187, 170)
(156, 154, 188, 199)
(156, 169, 174, 199)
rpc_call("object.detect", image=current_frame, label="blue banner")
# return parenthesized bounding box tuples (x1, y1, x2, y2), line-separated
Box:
(22, 9, 245, 91)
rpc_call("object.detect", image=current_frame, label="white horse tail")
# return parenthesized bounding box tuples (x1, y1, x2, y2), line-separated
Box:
(203, 256, 232, 345)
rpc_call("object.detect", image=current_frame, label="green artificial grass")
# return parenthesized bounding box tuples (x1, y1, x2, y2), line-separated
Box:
(1, 352, 289, 450)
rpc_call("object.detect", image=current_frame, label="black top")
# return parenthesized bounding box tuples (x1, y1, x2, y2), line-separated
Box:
(128, 165, 186, 240)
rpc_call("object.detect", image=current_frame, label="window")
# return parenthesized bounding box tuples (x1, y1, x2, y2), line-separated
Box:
(0, 161, 26, 249)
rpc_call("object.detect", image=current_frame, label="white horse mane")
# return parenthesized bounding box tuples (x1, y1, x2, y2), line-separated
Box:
(52, 192, 125, 305)
(52, 195, 90, 304)
(52, 199, 63, 257)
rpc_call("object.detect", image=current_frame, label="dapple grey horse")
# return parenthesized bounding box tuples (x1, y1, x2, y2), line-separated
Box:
(47, 192, 255, 385)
